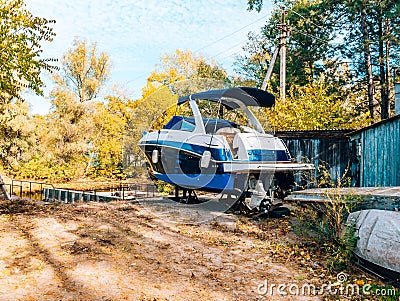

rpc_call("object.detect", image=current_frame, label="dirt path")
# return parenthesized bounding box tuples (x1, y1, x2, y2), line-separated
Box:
(0, 199, 364, 300)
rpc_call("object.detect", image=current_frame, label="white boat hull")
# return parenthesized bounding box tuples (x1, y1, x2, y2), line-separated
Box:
(347, 209, 400, 274)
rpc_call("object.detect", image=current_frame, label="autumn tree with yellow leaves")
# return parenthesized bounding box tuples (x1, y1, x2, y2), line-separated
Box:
(0, 0, 56, 170)
(14, 39, 113, 181)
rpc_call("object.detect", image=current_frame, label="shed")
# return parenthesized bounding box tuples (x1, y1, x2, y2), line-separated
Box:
(276, 130, 356, 186)
(349, 115, 400, 187)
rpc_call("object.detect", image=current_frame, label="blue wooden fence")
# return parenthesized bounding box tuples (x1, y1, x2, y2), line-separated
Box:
(350, 115, 400, 187)
(276, 130, 355, 186)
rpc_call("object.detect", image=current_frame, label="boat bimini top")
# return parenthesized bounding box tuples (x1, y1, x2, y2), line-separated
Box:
(176, 87, 275, 135)
(177, 87, 275, 109)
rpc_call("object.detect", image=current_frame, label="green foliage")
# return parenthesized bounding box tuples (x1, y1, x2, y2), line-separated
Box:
(293, 205, 359, 272)
(239, 0, 339, 90)
(265, 82, 371, 130)
(293, 167, 363, 272)
(0, 0, 56, 171)
(243, 0, 400, 121)
(338, 0, 400, 119)
(247, 0, 264, 12)
(0, 0, 56, 102)
(368, 283, 400, 301)
(237, 1, 374, 130)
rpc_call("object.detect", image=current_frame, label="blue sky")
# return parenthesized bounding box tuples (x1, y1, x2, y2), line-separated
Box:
(24, 0, 272, 114)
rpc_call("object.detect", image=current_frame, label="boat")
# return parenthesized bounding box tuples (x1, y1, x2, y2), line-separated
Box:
(348, 208, 400, 284)
(138, 87, 313, 211)
(287, 187, 400, 284)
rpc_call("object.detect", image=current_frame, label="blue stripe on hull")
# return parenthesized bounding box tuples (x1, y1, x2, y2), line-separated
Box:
(154, 173, 236, 192)
(143, 140, 291, 162)
(145, 140, 232, 161)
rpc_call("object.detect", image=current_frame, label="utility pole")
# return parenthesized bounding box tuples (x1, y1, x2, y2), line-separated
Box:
(261, 46, 280, 91)
(260, 10, 288, 98)
(278, 11, 288, 102)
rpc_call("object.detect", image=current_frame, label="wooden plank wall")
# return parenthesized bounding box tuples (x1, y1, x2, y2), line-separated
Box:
(357, 116, 400, 187)
(276, 130, 357, 186)
(276, 116, 400, 188)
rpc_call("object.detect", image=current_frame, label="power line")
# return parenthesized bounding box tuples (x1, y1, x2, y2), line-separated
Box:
(213, 41, 247, 58)
(127, 15, 270, 85)
(218, 52, 240, 62)
(290, 28, 329, 43)
(212, 32, 267, 62)
(287, 8, 325, 30)
(127, 12, 330, 88)
(194, 13, 269, 54)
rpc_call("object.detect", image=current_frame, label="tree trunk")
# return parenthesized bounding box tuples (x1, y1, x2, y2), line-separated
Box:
(384, 17, 391, 118)
(378, 11, 390, 120)
(361, 2, 375, 119)
(378, 10, 387, 119)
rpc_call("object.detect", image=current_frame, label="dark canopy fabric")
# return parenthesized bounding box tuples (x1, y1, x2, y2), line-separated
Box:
(177, 87, 275, 109)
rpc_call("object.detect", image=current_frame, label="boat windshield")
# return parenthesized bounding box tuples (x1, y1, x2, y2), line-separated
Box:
(163, 116, 238, 134)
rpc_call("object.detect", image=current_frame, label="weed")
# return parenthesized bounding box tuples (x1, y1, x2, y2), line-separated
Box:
(153, 180, 173, 195)
(292, 164, 363, 272)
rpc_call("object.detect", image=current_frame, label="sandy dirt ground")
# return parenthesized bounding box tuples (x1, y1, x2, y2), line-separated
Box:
(0, 198, 389, 301)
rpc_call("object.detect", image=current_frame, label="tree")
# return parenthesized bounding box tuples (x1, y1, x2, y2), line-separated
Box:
(141, 49, 229, 98)
(0, 0, 56, 103)
(233, 32, 270, 88)
(88, 86, 136, 179)
(244, 0, 400, 120)
(237, 1, 340, 92)
(138, 49, 230, 129)
(0, 99, 35, 168)
(339, 0, 400, 119)
(264, 82, 370, 131)
(54, 39, 111, 103)
(247, 0, 264, 12)
(137, 49, 229, 131)
(16, 40, 112, 181)
(0, 0, 56, 171)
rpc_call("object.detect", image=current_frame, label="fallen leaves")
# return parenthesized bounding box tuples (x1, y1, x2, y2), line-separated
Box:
(0, 199, 397, 300)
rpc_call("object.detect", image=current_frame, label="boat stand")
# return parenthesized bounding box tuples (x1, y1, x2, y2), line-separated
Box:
(173, 186, 199, 204)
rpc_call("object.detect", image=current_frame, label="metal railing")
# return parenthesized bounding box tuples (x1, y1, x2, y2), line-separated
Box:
(3, 179, 159, 203)
(43, 183, 158, 203)
(109, 183, 158, 200)
(3, 180, 55, 201)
